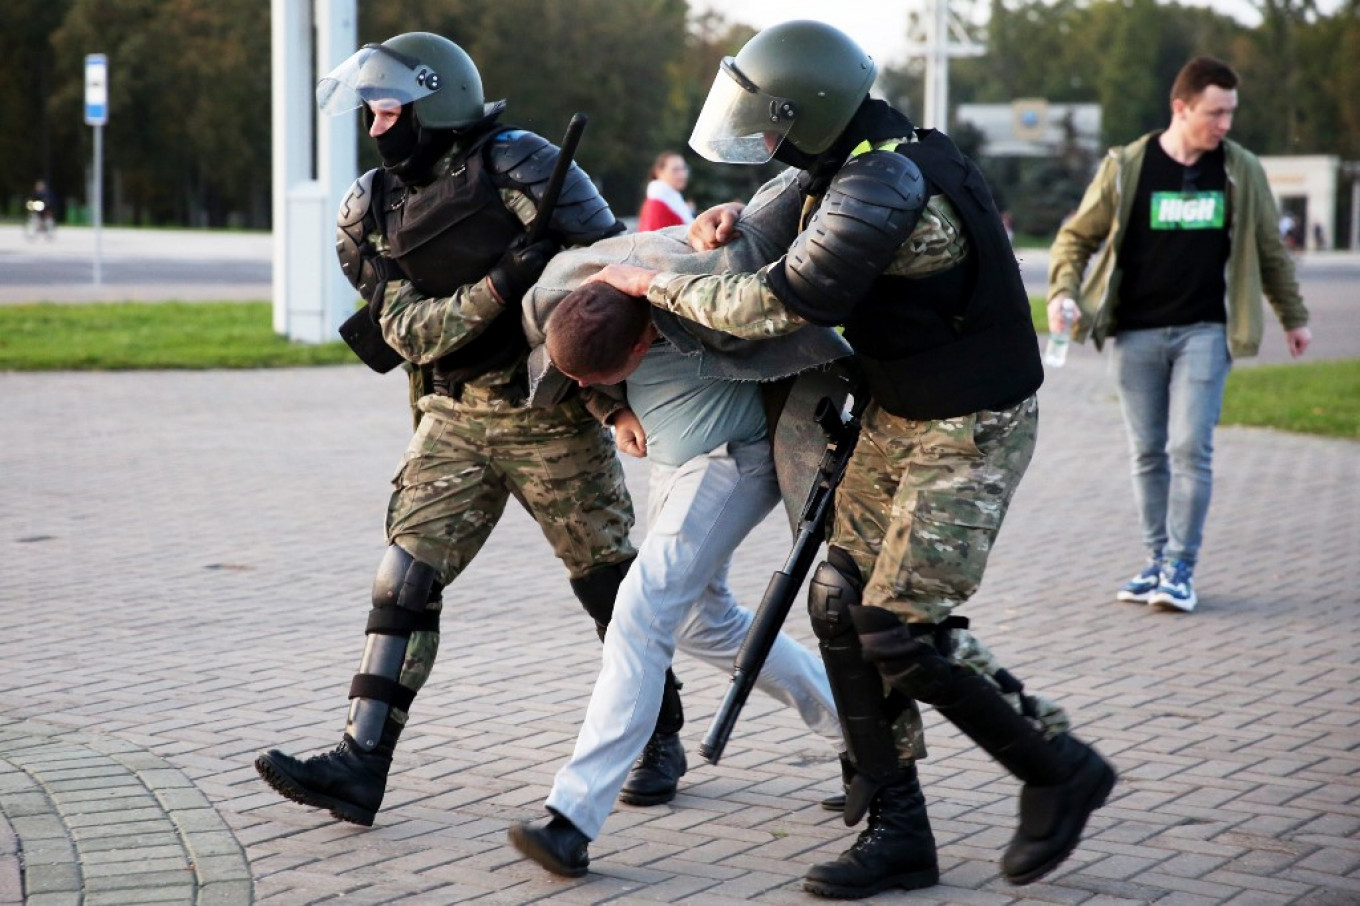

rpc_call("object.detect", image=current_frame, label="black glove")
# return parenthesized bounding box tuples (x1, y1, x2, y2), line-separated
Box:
(365, 255, 405, 321)
(487, 235, 559, 306)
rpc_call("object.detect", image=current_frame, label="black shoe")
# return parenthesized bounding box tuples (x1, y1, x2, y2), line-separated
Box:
(1001, 737, 1117, 885)
(820, 792, 847, 811)
(821, 753, 853, 812)
(804, 765, 939, 899)
(255, 735, 390, 826)
(618, 731, 686, 806)
(509, 813, 590, 877)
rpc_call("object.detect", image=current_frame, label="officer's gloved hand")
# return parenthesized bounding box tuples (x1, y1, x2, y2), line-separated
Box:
(365, 256, 405, 322)
(487, 235, 559, 306)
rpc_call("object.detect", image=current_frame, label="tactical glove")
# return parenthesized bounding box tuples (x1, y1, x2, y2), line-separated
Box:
(487, 235, 559, 306)
(365, 255, 406, 322)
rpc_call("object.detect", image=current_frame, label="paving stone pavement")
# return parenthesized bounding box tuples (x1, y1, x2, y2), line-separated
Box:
(2, 340, 1357, 904)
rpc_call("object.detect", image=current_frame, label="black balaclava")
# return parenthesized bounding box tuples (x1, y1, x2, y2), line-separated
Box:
(373, 104, 420, 166)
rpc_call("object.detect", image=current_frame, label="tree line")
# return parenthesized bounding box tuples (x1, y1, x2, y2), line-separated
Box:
(3, 0, 1356, 237)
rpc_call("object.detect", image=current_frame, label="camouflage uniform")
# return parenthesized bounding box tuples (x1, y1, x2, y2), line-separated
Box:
(388, 392, 632, 587)
(257, 33, 688, 832)
(255, 126, 651, 829)
(627, 27, 1115, 891)
(646, 134, 1069, 759)
(369, 181, 635, 724)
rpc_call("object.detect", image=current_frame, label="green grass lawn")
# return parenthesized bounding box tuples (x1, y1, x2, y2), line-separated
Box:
(2, 300, 1356, 439)
(1222, 360, 1359, 438)
(0, 301, 354, 369)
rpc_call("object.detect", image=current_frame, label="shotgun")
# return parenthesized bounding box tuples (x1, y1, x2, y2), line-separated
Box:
(699, 386, 869, 764)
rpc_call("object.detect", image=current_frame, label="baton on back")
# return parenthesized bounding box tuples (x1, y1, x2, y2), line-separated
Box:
(699, 387, 870, 765)
(527, 112, 588, 244)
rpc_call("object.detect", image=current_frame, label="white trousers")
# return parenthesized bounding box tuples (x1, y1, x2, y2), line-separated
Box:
(545, 441, 842, 839)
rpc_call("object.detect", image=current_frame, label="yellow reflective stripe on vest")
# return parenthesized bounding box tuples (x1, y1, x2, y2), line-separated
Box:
(849, 137, 907, 157)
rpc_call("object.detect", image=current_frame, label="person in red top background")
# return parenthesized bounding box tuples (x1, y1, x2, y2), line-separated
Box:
(636, 151, 694, 231)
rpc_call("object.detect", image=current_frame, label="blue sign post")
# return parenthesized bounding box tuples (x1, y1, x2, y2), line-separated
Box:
(85, 54, 107, 284)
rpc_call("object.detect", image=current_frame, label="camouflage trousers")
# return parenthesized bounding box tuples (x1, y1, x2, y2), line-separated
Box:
(378, 387, 635, 724)
(829, 394, 1069, 759)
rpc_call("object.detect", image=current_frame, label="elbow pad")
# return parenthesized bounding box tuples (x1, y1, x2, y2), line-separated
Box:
(489, 130, 623, 244)
(767, 151, 927, 325)
(336, 168, 387, 299)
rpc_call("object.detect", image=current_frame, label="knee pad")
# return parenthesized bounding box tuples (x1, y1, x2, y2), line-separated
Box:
(373, 544, 442, 612)
(569, 557, 634, 631)
(807, 547, 863, 641)
(348, 546, 442, 750)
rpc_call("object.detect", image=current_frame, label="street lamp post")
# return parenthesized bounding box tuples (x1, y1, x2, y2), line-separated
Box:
(84, 54, 108, 286)
(905, 0, 984, 131)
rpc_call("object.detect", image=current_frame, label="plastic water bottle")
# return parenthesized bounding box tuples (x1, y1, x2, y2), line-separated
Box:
(1044, 299, 1080, 367)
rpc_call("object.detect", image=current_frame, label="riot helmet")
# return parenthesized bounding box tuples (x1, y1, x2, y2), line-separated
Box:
(689, 20, 876, 165)
(317, 32, 495, 130)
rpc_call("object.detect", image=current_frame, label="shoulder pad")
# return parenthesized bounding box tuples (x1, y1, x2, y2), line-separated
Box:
(487, 130, 621, 244)
(768, 151, 927, 325)
(336, 168, 385, 295)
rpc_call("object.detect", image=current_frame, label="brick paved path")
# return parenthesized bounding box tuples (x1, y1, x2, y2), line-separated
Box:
(2, 352, 1357, 904)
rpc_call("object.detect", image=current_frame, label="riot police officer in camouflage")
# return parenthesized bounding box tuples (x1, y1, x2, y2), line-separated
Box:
(592, 20, 1117, 899)
(254, 31, 687, 827)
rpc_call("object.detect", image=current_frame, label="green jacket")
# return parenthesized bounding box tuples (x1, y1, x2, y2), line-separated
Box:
(1047, 132, 1307, 357)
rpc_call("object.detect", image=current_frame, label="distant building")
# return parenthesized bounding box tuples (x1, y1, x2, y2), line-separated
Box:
(1259, 155, 1340, 253)
(956, 100, 1102, 157)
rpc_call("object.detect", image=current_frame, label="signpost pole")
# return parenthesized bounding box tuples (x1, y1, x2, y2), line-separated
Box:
(84, 54, 108, 287)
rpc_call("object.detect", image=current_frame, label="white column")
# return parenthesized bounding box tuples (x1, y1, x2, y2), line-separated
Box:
(270, 0, 357, 343)
(925, 0, 949, 130)
(313, 0, 358, 340)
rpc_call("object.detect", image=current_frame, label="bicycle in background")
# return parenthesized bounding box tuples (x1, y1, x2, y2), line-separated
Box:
(24, 180, 57, 240)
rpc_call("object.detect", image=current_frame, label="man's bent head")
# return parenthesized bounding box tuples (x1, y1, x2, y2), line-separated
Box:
(545, 282, 654, 386)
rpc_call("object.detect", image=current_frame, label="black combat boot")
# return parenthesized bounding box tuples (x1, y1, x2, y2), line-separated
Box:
(508, 809, 591, 877)
(618, 730, 687, 806)
(1000, 732, 1116, 885)
(850, 604, 1117, 886)
(255, 720, 400, 826)
(803, 763, 939, 899)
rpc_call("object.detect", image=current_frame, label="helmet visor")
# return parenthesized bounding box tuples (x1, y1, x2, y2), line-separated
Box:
(688, 58, 798, 164)
(317, 44, 442, 116)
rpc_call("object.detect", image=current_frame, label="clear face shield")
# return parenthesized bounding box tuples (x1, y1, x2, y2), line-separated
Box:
(688, 58, 798, 164)
(316, 43, 443, 116)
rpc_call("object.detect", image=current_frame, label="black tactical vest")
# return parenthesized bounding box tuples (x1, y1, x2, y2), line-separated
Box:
(840, 129, 1043, 420)
(382, 129, 529, 389)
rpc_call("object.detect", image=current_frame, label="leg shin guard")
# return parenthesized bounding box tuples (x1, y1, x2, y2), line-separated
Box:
(346, 545, 442, 751)
(808, 551, 903, 826)
(850, 604, 1069, 786)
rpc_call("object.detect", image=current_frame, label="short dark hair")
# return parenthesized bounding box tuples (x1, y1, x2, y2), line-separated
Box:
(545, 281, 651, 379)
(650, 150, 684, 179)
(1171, 56, 1239, 104)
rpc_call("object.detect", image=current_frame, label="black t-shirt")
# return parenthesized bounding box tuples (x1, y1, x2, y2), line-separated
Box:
(1115, 135, 1229, 329)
